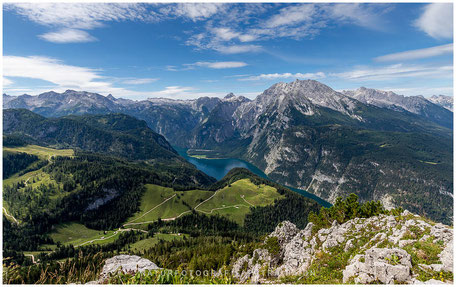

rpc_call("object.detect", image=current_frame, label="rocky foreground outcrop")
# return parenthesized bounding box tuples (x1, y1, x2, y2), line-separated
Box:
(87, 255, 161, 284)
(232, 210, 453, 284)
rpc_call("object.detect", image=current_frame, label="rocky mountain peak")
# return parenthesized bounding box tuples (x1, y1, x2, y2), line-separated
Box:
(106, 94, 116, 101)
(429, 95, 453, 111)
(224, 92, 236, 99)
(343, 87, 453, 128)
(37, 91, 60, 98)
(256, 79, 360, 119)
(265, 79, 334, 96)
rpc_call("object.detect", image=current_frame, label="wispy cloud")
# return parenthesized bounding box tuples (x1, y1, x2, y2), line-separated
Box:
(5, 3, 158, 43)
(375, 44, 453, 62)
(184, 3, 390, 53)
(160, 3, 224, 21)
(414, 3, 453, 39)
(2, 55, 228, 100)
(240, 72, 325, 81)
(5, 3, 156, 29)
(4, 55, 103, 87)
(39, 28, 97, 43)
(332, 64, 452, 81)
(187, 61, 248, 69)
(323, 3, 390, 30)
(6, 3, 392, 51)
(146, 86, 225, 100)
(122, 78, 158, 85)
(3, 77, 14, 86)
(265, 4, 316, 28)
(167, 61, 248, 71)
(215, 45, 262, 54)
(3, 55, 131, 96)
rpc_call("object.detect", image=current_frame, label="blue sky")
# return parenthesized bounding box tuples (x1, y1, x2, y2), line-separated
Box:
(2, 3, 453, 100)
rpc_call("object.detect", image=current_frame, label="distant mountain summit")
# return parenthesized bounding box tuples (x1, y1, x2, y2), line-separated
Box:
(429, 94, 453, 111)
(343, 87, 452, 128)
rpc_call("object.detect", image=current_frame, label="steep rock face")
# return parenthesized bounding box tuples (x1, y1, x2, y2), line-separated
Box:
(221, 83, 452, 224)
(344, 87, 452, 128)
(188, 93, 250, 148)
(219, 81, 452, 224)
(429, 95, 453, 111)
(232, 211, 453, 284)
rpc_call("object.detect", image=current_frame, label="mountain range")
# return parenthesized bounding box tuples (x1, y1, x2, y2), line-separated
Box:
(3, 80, 453, 223)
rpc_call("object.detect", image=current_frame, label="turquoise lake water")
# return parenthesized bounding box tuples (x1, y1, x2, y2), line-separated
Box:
(175, 147, 331, 207)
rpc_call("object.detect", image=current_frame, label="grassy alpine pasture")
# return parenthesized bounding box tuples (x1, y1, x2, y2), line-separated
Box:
(128, 233, 186, 252)
(46, 222, 122, 248)
(123, 184, 214, 228)
(3, 169, 57, 191)
(125, 179, 285, 227)
(33, 179, 282, 251)
(195, 178, 285, 224)
(2, 146, 74, 223)
(3, 145, 74, 159)
(3, 145, 74, 191)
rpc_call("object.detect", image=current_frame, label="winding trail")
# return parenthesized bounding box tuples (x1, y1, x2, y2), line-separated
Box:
(2, 207, 19, 224)
(197, 204, 250, 214)
(75, 227, 147, 247)
(193, 189, 221, 210)
(240, 195, 254, 207)
(121, 188, 257, 227)
(162, 210, 192, 221)
(23, 177, 32, 187)
(123, 194, 176, 226)
(24, 254, 37, 264)
(122, 190, 220, 226)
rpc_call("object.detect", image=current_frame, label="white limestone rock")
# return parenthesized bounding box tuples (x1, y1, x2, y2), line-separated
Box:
(343, 248, 412, 284)
(101, 255, 160, 277)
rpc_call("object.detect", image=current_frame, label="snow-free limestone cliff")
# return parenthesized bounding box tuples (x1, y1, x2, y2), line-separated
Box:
(232, 210, 453, 284)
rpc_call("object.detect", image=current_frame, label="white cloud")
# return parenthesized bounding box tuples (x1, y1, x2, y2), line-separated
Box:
(266, 4, 316, 28)
(146, 86, 225, 100)
(39, 29, 97, 43)
(3, 77, 13, 86)
(5, 3, 158, 43)
(215, 45, 262, 54)
(4, 56, 103, 87)
(189, 61, 248, 69)
(332, 64, 453, 81)
(6, 3, 155, 29)
(184, 3, 390, 53)
(7, 3, 392, 50)
(122, 78, 158, 85)
(165, 3, 223, 21)
(165, 65, 179, 71)
(375, 44, 453, 62)
(323, 4, 386, 30)
(240, 72, 326, 81)
(211, 27, 256, 42)
(2, 55, 229, 100)
(167, 61, 248, 71)
(3, 55, 132, 96)
(414, 3, 453, 39)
